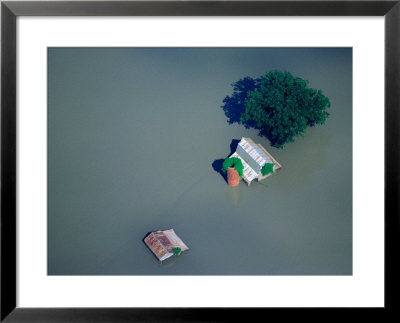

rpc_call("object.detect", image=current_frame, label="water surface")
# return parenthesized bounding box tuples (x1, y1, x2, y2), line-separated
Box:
(48, 48, 352, 275)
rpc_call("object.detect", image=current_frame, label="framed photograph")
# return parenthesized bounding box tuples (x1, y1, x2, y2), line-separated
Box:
(1, 0, 399, 321)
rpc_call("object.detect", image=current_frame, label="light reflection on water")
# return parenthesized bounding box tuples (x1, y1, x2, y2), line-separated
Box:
(225, 185, 244, 205)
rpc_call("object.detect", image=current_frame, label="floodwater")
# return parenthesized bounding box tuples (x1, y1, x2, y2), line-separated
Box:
(48, 48, 352, 275)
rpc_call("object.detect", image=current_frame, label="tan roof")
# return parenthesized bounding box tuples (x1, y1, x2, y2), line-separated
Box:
(144, 229, 189, 261)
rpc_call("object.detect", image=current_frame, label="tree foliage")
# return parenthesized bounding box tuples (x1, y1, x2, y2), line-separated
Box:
(172, 247, 182, 256)
(261, 163, 274, 176)
(222, 157, 244, 177)
(222, 71, 330, 148)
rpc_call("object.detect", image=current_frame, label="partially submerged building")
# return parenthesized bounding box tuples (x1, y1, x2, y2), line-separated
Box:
(144, 229, 189, 261)
(230, 137, 282, 186)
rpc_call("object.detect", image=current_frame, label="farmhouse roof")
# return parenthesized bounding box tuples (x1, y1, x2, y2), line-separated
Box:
(144, 229, 189, 261)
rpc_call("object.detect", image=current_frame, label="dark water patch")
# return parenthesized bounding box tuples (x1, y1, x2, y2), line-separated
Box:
(211, 158, 226, 183)
(221, 76, 258, 125)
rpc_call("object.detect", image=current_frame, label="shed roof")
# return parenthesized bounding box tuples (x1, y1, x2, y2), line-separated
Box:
(238, 137, 273, 167)
(230, 137, 281, 185)
(144, 229, 189, 261)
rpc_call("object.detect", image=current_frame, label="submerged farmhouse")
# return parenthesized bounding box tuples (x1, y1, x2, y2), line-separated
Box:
(144, 229, 189, 261)
(230, 137, 282, 186)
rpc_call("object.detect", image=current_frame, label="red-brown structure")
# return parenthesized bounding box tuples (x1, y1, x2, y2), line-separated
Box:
(227, 167, 240, 186)
(144, 229, 189, 261)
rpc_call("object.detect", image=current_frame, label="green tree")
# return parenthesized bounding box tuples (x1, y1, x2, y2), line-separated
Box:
(240, 71, 330, 148)
(222, 157, 244, 177)
(172, 247, 182, 256)
(261, 163, 274, 176)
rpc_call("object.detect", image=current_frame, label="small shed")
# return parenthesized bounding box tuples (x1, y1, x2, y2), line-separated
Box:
(230, 137, 282, 185)
(144, 229, 189, 261)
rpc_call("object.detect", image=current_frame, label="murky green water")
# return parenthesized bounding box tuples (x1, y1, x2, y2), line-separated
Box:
(48, 48, 352, 275)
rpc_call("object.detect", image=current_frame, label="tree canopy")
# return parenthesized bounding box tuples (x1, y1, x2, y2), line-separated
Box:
(222, 157, 244, 177)
(223, 71, 330, 148)
(261, 163, 274, 176)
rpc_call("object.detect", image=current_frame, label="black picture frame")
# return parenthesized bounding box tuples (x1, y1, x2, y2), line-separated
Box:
(1, 1, 399, 321)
